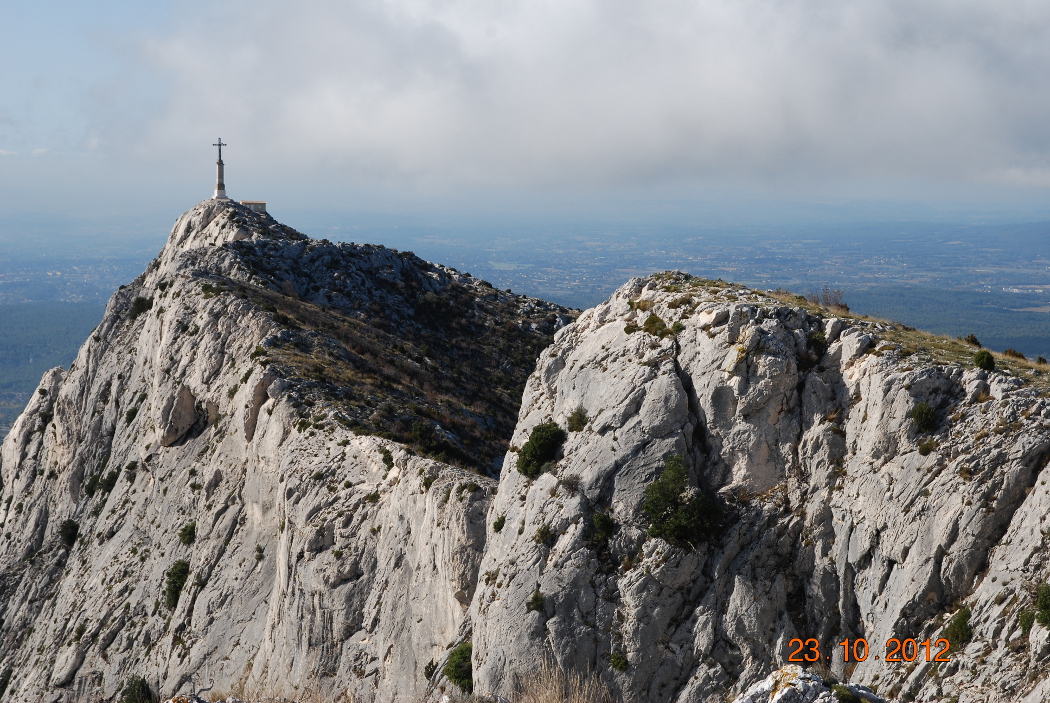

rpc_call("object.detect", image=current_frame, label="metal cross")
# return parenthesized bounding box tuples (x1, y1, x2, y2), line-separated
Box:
(212, 138, 226, 160)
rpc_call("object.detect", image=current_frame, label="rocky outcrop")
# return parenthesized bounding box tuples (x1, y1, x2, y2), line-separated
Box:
(3, 200, 1050, 703)
(731, 665, 882, 703)
(468, 274, 1050, 703)
(0, 200, 565, 703)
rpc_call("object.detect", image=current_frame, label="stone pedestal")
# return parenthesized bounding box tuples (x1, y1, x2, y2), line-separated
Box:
(213, 159, 228, 200)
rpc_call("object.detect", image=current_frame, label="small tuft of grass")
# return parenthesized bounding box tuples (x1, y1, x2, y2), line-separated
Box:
(527, 586, 546, 613)
(567, 405, 588, 432)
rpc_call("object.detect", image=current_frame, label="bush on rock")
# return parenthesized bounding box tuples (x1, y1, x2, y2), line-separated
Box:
(120, 675, 157, 703)
(517, 422, 566, 479)
(910, 402, 936, 433)
(642, 455, 721, 549)
(165, 560, 190, 610)
(443, 642, 473, 693)
(59, 519, 79, 548)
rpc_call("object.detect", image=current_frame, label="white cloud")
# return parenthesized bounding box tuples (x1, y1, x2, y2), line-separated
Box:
(83, 0, 1050, 197)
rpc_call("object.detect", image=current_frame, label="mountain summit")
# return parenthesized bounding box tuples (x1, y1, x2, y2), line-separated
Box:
(1, 200, 1050, 703)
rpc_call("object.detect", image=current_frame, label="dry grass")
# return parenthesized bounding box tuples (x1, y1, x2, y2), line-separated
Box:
(206, 678, 356, 703)
(196, 661, 609, 703)
(508, 660, 613, 703)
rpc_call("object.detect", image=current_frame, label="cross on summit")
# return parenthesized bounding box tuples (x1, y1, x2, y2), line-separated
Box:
(212, 137, 228, 200)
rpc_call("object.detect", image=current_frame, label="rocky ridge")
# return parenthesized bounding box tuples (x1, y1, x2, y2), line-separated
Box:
(2, 201, 1050, 702)
(470, 273, 1050, 703)
(0, 199, 566, 703)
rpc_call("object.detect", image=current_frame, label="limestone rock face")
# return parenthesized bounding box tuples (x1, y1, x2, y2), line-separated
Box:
(3, 201, 1050, 703)
(469, 274, 1050, 703)
(0, 200, 565, 703)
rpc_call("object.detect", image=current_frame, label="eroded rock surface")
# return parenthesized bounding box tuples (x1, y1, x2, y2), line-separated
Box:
(470, 274, 1050, 703)
(0, 200, 565, 703)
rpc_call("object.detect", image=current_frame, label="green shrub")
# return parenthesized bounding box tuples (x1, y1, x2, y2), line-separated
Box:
(1003, 348, 1026, 360)
(98, 470, 119, 494)
(1020, 609, 1036, 636)
(516, 422, 567, 479)
(380, 447, 395, 469)
(527, 587, 546, 613)
(178, 522, 196, 546)
(942, 606, 972, 648)
(493, 514, 506, 533)
(567, 406, 589, 432)
(424, 659, 437, 680)
(533, 523, 555, 547)
(590, 512, 617, 553)
(910, 402, 936, 433)
(59, 519, 79, 548)
(443, 642, 473, 693)
(831, 684, 860, 703)
(125, 461, 138, 481)
(642, 455, 721, 549)
(124, 407, 138, 424)
(642, 314, 670, 337)
(974, 350, 995, 371)
(1038, 356, 1048, 365)
(165, 560, 190, 610)
(0, 668, 11, 698)
(1036, 583, 1050, 626)
(918, 439, 937, 456)
(1037, 583, 1050, 611)
(128, 297, 153, 320)
(808, 331, 828, 358)
(963, 333, 981, 347)
(120, 675, 157, 703)
(609, 651, 628, 671)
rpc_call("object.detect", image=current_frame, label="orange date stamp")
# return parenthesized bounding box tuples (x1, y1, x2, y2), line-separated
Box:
(788, 637, 952, 663)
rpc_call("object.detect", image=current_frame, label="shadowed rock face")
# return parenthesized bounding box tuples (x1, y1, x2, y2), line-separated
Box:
(2, 202, 1050, 703)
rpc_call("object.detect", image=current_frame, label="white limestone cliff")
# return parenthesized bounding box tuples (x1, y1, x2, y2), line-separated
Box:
(469, 273, 1050, 703)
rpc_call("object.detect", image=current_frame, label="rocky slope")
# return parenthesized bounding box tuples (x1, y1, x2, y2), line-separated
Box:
(3, 200, 1050, 703)
(471, 273, 1050, 703)
(0, 199, 569, 703)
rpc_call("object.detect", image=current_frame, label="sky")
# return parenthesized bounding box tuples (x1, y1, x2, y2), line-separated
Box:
(2, 0, 1050, 226)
